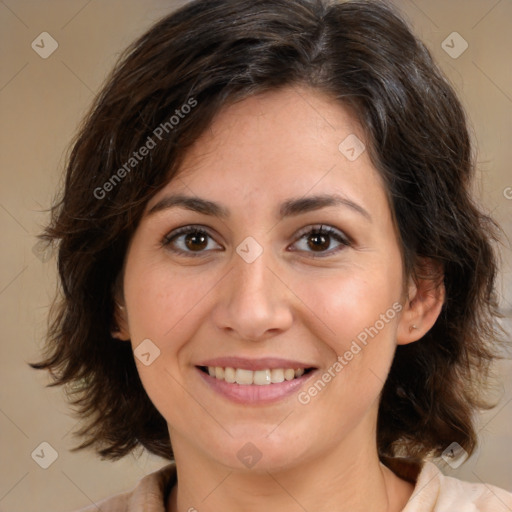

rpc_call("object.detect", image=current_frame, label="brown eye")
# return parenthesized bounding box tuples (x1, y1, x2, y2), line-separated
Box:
(184, 232, 208, 251)
(307, 232, 331, 252)
(162, 226, 222, 257)
(291, 224, 351, 257)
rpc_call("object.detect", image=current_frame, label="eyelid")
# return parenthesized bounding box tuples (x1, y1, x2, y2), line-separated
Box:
(293, 223, 351, 245)
(161, 223, 352, 257)
(288, 224, 352, 258)
(161, 224, 223, 257)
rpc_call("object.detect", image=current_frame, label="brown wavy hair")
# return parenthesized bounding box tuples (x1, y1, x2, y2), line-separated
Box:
(30, 0, 505, 472)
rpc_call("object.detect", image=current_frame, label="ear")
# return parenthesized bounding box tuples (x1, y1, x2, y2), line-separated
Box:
(110, 272, 131, 341)
(110, 271, 130, 341)
(396, 258, 445, 345)
(111, 299, 131, 341)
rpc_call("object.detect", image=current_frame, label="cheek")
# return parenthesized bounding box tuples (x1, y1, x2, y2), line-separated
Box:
(294, 269, 399, 336)
(124, 259, 208, 343)
(292, 273, 401, 426)
(290, 267, 402, 384)
(123, 262, 203, 422)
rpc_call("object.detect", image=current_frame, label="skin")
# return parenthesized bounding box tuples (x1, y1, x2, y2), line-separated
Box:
(114, 86, 444, 512)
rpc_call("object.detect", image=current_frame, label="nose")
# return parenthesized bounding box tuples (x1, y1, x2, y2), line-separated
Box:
(211, 247, 294, 342)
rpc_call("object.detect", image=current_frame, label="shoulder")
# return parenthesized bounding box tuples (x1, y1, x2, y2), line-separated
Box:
(402, 460, 512, 512)
(70, 463, 177, 512)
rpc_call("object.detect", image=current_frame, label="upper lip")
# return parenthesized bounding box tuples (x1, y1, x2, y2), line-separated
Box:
(197, 357, 317, 371)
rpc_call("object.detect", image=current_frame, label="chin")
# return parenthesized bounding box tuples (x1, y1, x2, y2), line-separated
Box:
(206, 433, 309, 474)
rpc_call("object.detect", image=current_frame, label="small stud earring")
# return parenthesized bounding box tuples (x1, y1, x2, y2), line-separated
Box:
(409, 324, 418, 332)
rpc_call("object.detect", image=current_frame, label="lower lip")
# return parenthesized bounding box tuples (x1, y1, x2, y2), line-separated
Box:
(196, 367, 317, 405)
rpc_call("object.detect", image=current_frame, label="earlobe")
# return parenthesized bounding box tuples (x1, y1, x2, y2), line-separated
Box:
(396, 260, 445, 345)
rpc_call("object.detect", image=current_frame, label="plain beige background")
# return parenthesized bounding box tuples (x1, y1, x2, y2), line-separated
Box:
(1, 1, 511, 511)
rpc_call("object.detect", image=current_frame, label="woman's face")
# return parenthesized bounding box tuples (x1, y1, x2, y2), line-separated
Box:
(121, 86, 410, 471)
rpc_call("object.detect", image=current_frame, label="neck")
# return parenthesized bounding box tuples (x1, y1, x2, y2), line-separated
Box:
(166, 432, 414, 512)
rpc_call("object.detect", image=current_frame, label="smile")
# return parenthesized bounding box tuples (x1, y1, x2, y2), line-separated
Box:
(196, 364, 318, 405)
(199, 366, 314, 385)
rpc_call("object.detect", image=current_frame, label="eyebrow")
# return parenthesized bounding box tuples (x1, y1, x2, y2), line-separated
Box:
(147, 193, 372, 222)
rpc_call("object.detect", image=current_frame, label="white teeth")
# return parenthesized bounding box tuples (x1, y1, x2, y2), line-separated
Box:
(271, 368, 284, 383)
(284, 369, 295, 381)
(224, 367, 236, 383)
(253, 369, 271, 385)
(205, 366, 310, 385)
(235, 368, 253, 385)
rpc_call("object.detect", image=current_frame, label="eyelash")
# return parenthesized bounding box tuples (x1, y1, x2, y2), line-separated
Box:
(161, 224, 352, 259)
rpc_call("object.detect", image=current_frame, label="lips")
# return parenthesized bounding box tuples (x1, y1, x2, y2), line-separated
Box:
(196, 364, 317, 404)
(194, 356, 318, 403)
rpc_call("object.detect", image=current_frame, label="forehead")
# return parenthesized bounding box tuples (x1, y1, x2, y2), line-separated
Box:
(180, 86, 363, 172)
(148, 86, 389, 220)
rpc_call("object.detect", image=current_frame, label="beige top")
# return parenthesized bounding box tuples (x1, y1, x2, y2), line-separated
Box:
(73, 460, 512, 512)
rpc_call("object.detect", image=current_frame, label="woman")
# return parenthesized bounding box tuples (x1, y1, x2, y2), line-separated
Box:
(30, 0, 512, 510)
